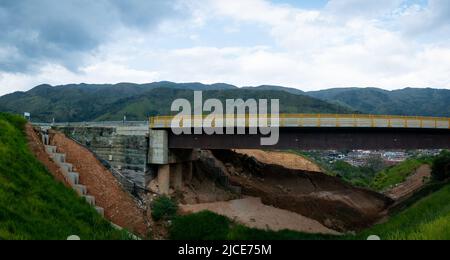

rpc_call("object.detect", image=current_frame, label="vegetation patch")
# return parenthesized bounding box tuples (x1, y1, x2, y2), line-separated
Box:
(356, 182, 450, 240)
(169, 211, 338, 240)
(370, 158, 431, 191)
(151, 195, 178, 221)
(431, 150, 450, 181)
(170, 211, 231, 240)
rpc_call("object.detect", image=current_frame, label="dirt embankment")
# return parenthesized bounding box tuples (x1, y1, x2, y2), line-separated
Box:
(385, 164, 432, 201)
(209, 150, 393, 232)
(26, 124, 69, 186)
(27, 126, 149, 237)
(233, 149, 322, 172)
(49, 130, 149, 236)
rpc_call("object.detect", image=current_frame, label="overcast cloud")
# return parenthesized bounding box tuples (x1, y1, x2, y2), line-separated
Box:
(0, 0, 449, 95)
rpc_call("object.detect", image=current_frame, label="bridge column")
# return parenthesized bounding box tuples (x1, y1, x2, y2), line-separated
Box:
(185, 161, 193, 184)
(157, 164, 170, 195)
(170, 163, 183, 190)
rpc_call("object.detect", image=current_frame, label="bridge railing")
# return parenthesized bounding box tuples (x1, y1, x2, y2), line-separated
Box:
(149, 114, 450, 129)
(32, 121, 149, 128)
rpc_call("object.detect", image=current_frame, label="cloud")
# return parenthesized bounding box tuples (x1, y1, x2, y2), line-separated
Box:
(0, 0, 181, 73)
(0, 0, 450, 96)
(397, 0, 450, 37)
(325, 0, 404, 18)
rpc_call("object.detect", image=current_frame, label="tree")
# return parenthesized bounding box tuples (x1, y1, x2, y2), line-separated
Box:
(431, 150, 450, 181)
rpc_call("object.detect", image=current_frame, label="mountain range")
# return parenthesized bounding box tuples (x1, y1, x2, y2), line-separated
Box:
(0, 82, 448, 122)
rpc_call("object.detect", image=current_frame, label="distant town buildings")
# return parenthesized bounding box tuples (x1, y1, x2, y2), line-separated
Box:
(316, 149, 442, 167)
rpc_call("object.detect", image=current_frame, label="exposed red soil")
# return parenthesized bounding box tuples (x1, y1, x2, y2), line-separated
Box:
(26, 125, 70, 186)
(31, 128, 149, 236)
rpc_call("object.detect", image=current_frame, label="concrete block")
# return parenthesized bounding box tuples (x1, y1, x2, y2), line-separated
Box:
(83, 195, 96, 206)
(52, 153, 66, 163)
(45, 145, 57, 154)
(73, 184, 87, 195)
(95, 207, 105, 217)
(59, 163, 73, 174)
(148, 130, 168, 164)
(67, 172, 79, 186)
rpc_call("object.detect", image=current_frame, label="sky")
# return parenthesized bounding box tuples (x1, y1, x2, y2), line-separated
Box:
(0, 0, 449, 95)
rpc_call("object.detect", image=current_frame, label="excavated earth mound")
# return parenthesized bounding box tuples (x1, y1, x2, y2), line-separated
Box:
(209, 150, 394, 232)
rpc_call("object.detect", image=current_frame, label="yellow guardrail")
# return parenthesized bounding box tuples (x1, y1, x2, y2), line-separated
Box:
(149, 114, 450, 129)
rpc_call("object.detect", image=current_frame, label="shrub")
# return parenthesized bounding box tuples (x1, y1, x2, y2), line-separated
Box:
(431, 150, 450, 181)
(169, 211, 230, 240)
(151, 196, 178, 221)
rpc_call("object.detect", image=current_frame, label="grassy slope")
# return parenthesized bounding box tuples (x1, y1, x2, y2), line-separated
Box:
(357, 182, 450, 240)
(0, 113, 128, 240)
(370, 159, 431, 191)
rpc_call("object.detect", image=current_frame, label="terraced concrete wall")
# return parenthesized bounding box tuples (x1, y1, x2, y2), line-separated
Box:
(55, 126, 151, 190)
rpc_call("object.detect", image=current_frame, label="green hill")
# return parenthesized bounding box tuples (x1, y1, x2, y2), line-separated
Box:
(96, 88, 353, 121)
(0, 83, 354, 122)
(2, 83, 448, 122)
(0, 113, 128, 240)
(307, 87, 450, 117)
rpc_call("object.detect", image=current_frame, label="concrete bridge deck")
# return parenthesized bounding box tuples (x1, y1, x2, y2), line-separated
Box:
(149, 114, 450, 150)
(150, 114, 450, 129)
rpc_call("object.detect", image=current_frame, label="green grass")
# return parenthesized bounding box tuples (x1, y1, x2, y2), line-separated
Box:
(356, 181, 450, 240)
(0, 113, 130, 240)
(370, 159, 430, 191)
(290, 150, 383, 188)
(169, 211, 338, 240)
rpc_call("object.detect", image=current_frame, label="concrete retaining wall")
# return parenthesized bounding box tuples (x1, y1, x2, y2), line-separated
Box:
(55, 126, 152, 190)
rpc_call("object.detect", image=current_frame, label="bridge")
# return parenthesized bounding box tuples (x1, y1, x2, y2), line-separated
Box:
(149, 114, 450, 150)
(40, 114, 450, 195)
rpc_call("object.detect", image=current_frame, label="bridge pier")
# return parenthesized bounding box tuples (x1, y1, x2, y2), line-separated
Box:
(171, 163, 183, 190)
(155, 162, 193, 195)
(157, 164, 170, 195)
(149, 129, 197, 195)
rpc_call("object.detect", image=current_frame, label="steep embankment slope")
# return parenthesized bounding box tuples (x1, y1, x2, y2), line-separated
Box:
(208, 150, 393, 232)
(49, 131, 148, 236)
(0, 113, 127, 240)
(371, 158, 432, 192)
